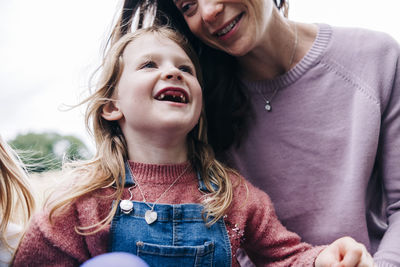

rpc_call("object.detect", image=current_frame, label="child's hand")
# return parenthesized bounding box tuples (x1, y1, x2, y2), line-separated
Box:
(315, 237, 375, 267)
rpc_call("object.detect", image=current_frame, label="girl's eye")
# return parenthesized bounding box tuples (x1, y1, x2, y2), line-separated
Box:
(140, 61, 157, 69)
(179, 65, 194, 75)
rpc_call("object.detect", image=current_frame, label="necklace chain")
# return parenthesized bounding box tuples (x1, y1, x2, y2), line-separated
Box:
(134, 165, 190, 211)
(256, 21, 298, 112)
(288, 21, 298, 69)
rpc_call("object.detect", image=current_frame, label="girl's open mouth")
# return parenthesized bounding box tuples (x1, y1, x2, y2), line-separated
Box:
(154, 88, 189, 104)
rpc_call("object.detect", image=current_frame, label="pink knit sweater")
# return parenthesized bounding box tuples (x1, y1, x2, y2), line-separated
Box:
(13, 162, 324, 266)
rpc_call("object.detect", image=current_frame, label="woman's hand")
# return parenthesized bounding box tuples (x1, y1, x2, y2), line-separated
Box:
(315, 237, 375, 267)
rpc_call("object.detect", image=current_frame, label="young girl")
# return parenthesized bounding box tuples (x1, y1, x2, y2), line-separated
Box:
(0, 136, 35, 266)
(13, 26, 373, 266)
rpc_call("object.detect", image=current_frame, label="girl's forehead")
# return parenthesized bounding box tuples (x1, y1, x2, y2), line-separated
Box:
(123, 33, 188, 60)
(124, 34, 171, 55)
(128, 33, 175, 48)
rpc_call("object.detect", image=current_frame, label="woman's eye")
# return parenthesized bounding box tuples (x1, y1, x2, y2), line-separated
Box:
(140, 61, 157, 69)
(179, 2, 196, 15)
(179, 65, 194, 75)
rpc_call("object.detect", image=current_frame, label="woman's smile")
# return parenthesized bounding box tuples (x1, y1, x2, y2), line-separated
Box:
(215, 12, 244, 41)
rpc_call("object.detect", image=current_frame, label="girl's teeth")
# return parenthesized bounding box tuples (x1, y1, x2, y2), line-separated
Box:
(156, 92, 187, 103)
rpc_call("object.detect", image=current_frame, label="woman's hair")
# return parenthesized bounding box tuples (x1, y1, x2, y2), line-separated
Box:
(274, 0, 289, 16)
(109, 0, 288, 156)
(48, 26, 239, 233)
(0, 137, 35, 248)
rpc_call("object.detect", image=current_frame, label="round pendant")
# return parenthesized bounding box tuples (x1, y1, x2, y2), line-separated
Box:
(264, 100, 272, 112)
(120, 200, 133, 214)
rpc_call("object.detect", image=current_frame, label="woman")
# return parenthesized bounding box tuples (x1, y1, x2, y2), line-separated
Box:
(110, 1, 400, 266)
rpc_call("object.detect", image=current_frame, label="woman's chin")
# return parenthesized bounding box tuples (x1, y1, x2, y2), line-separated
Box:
(206, 37, 252, 57)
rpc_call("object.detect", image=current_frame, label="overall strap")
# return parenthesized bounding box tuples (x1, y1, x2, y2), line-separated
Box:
(197, 172, 219, 193)
(124, 161, 136, 187)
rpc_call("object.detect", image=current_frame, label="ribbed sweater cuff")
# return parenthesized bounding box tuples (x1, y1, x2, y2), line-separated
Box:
(375, 260, 399, 267)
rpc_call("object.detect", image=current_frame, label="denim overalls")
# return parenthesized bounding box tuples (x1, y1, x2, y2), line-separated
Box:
(109, 163, 232, 267)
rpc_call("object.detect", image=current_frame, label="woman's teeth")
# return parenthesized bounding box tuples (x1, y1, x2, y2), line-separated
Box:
(217, 15, 241, 37)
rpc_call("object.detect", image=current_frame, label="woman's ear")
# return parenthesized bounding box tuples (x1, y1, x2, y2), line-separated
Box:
(101, 101, 123, 121)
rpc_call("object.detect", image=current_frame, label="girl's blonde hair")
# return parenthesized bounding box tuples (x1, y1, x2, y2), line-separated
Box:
(48, 26, 240, 233)
(0, 137, 35, 247)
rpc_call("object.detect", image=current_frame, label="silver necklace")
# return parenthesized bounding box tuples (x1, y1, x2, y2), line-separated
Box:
(288, 22, 298, 71)
(259, 88, 279, 112)
(120, 165, 190, 224)
(257, 22, 298, 112)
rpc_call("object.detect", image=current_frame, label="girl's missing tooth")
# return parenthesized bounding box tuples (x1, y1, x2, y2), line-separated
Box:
(13, 26, 372, 267)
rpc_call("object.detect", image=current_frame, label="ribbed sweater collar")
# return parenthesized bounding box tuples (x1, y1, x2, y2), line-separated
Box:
(242, 23, 332, 92)
(127, 161, 195, 184)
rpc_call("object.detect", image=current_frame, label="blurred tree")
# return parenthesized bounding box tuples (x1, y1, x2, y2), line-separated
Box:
(9, 132, 91, 172)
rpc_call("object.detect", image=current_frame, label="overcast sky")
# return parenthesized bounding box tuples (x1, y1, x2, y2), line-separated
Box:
(1, 0, 400, 151)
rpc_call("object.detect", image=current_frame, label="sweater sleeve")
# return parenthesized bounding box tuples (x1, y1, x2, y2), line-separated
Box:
(239, 180, 325, 266)
(13, 207, 89, 267)
(373, 37, 400, 267)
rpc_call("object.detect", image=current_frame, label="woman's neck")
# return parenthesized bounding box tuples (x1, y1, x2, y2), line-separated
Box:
(238, 9, 317, 81)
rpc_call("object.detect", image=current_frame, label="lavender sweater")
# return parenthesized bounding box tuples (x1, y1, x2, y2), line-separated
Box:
(225, 24, 400, 267)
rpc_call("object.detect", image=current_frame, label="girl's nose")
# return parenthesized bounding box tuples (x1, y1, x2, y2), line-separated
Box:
(163, 68, 182, 81)
(200, 1, 223, 23)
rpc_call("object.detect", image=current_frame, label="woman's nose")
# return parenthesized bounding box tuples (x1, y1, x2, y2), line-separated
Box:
(199, 1, 223, 23)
